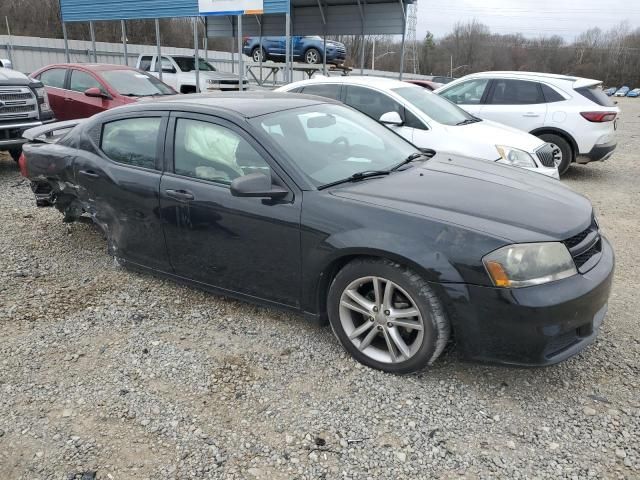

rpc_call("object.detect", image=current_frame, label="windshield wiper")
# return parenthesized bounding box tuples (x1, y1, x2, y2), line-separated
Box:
(318, 170, 391, 190)
(389, 150, 434, 172)
(455, 117, 482, 126)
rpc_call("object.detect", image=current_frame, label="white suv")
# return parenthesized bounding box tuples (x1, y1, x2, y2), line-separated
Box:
(435, 72, 620, 175)
(277, 76, 559, 179)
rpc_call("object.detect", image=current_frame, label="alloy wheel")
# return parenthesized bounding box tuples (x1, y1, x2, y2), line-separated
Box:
(339, 276, 425, 364)
(253, 48, 264, 62)
(305, 49, 320, 64)
(549, 143, 563, 167)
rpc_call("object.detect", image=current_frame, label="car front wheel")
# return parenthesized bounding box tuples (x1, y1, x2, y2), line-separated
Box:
(328, 258, 450, 374)
(252, 47, 266, 63)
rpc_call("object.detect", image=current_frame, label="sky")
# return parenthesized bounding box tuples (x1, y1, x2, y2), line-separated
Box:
(417, 0, 640, 41)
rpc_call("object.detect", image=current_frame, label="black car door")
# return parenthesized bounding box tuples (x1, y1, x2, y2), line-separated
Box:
(159, 112, 302, 307)
(72, 111, 172, 272)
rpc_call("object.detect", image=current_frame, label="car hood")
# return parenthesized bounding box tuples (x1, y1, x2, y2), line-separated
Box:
(331, 154, 592, 243)
(442, 119, 545, 156)
(0, 68, 33, 86)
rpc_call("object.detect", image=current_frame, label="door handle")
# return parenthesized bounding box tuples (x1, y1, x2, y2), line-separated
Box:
(523, 113, 540, 117)
(165, 189, 194, 201)
(64, 98, 73, 102)
(79, 169, 100, 178)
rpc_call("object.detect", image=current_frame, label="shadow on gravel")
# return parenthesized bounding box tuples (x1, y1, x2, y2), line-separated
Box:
(562, 164, 610, 182)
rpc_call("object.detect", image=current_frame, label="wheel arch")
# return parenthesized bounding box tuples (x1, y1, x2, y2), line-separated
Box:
(312, 248, 458, 324)
(530, 127, 578, 161)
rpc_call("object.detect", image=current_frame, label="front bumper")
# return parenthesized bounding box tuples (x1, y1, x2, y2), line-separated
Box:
(577, 140, 617, 163)
(523, 165, 560, 180)
(434, 236, 614, 366)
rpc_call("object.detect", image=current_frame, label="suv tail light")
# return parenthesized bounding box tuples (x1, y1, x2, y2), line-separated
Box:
(580, 111, 618, 122)
(18, 151, 29, 178)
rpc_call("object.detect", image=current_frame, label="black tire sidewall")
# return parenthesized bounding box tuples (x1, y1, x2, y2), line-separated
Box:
(539, 133, 572, 175)
(9, 148, 21, 162)
(328, 260, 440, 374)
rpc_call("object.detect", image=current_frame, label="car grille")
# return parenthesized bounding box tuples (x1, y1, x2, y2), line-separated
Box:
(563, 219, 602, 273)
(0, 87, 38, 121)
(535, 144, 556, 168)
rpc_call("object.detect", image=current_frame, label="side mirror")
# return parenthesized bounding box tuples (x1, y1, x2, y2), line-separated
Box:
(162, 65, 177, 74)
(379, 111, 403, 126)
(230, 173, 288, 199)
(84, 87, 111, 99)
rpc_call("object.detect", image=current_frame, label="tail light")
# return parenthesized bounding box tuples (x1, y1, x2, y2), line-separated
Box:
(18, 151, 29, 178)
(580, 111, 617, 122)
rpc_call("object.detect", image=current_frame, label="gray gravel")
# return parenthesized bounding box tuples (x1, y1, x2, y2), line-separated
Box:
(1, 99, 639, 480)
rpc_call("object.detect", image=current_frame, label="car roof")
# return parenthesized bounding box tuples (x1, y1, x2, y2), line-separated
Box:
(461, 71, 595, 83)
(287, 75, 418, 90)
(37, 63, 139, 72)
(135, 91, 338, 118)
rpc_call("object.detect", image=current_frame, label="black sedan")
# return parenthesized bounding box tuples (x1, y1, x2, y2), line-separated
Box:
(20, 93, 614, 374)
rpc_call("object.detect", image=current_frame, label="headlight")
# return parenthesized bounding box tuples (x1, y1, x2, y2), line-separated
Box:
(206, 79, 220, 85)
(35, 87, 47, 98)
(496, 145, 536, 168)
(483, 242, 577, 288)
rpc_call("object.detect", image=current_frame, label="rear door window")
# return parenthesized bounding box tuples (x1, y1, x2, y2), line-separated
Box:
(300, 84, 342, 101)
(139, 56, 153, 72)
(38, 68, 67, 89)
(101, 117, 162, 169)
(488, 80, 545, 105)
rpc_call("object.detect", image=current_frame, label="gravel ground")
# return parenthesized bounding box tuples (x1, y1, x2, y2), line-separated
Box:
(1, 99, 639, 480)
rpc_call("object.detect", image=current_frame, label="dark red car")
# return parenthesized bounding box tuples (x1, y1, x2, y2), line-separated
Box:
(30, 63, 176, 120)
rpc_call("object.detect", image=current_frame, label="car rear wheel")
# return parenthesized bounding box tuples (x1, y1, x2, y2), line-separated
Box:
(538, 133, 572, 175)
(252, 47, 266, 63)
(328, 258, 450, 374)
(304, 48, 321, 64)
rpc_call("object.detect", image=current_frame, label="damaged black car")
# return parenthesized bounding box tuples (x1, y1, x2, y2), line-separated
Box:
(20, 92, 614, 374)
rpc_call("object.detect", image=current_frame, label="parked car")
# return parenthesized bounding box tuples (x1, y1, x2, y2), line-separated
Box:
(626, 88, 640, 98)
(242, 36, 347, 65)
(20, 93, 613, 373)
(435, 72, 620, 175)
(277, 76, 559, 179)
(30, 64, 176, 121)
(614, 86, 630, 97)
(404, 79, 443, 91)
(431, 76, 455, 84)
(136, 54, 248, 93)
(0, 66, 54, 162)
(604, 87, 617, 96)
(0, 58, 13, 69)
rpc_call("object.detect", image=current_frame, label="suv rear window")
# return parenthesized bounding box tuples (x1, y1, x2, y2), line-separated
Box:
(575, 85, 615, 107)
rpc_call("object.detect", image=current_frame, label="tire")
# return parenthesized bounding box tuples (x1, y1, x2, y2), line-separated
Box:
(327, 258, 450, 374)
(252, 47, 266, 63)
(304, 48, 321, 65)
(9, 148, 21, 162)
(538, 133, 573, 175)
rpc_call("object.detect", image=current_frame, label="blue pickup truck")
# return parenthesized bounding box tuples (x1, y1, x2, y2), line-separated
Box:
(242, 36, 347, 65)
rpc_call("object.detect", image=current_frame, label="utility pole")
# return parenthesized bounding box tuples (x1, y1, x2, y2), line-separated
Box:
(405, 3, 419, 74)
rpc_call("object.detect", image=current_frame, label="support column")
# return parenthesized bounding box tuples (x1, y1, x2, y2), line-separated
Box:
(121, 20, 128, 66)
(155, 19, 163, 82)
(89, 21, 97, 63)
(204, 17, 209, 63)
(257, 15, 263, 85)
(285, 13, 291, 83)
(237, 15, 243, 91)
(398, 0, 406, 80)
(323, 35, 327, 76)
(194, 17, 200, 93)
(62, 22, 70, 63)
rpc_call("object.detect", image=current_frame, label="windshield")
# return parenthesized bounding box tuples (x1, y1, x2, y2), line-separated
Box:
(250, 104, 418, 188)
(102, 70, 175, 96)
(392, 86, 475, 126)
(173, 57, 216, 72)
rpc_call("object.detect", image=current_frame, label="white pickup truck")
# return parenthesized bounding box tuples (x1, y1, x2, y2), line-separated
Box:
(136, 54, 247, 93)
